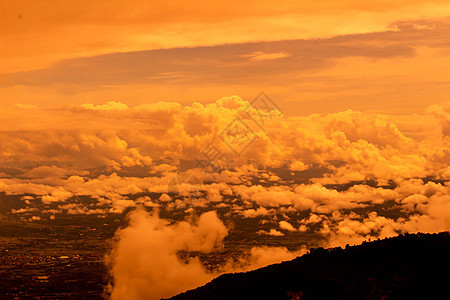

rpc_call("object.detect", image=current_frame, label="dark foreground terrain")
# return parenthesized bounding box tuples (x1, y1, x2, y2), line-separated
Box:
(170, 232, 450, 300)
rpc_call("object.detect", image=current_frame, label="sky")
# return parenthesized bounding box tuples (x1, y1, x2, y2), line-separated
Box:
(1, 1, 450, 299)
(2, 0, 450, 115)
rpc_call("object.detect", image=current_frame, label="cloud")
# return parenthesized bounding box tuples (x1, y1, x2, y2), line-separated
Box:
(106, 208, 307, 300)
(242, 207, 269, 218)
(252, 190, 295, 207)
(41, 187, 73, 204)
(243, 51, 291, 61)
(319, 180, 450, 247)
(159, 193, 172, 202)
(279, 220, 296, 231)
(258, 229, 284, 236)
(80, 101, 129, 111)
(14, 103, 38, 109)
(106, 209, 228, 300)
(1, 101, 450, 224)
(0, 96, 448, 186)
(21, 165, 72, 179)
(3, 0, 450, 75)
(2, 99, 450, 217)
(290, 160, 308, 171)
(427, 103, 450, 137)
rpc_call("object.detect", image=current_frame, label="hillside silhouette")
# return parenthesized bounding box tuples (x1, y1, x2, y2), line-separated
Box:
(169, 232, 449, 300)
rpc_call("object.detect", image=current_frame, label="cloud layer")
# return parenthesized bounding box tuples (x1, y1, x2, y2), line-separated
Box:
(1, 97, 450, 299)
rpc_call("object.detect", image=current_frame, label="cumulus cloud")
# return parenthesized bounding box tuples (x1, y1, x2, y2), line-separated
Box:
(159, 193, 172, 202)
(252, 190, 295, 207)
(242, 207, 269, 218)
(258, 228, 284, 236)
(279, 220, 296, 231)
(21, 165, 73, 179)
(3, 97, 450, 298)
(106, 208, 308, 300)
(41, 188, 73, 204)
(2, 97, 449, 184)
(80, 101, 129, 111)
(427, 103, 450, 137)
(321, 181, 450, 247)
(106, 209, 227, 300)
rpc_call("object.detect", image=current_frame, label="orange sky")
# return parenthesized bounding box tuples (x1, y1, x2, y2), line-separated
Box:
(1, 0, 450, 115)
(2, 0, 450, 71)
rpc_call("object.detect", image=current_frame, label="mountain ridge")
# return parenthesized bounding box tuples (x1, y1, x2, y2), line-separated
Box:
(169, 232, 450, 300)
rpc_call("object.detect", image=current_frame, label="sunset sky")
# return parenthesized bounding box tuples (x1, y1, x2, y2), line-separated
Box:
(1, 1, 450, 299)
(2, 0, 450, 115)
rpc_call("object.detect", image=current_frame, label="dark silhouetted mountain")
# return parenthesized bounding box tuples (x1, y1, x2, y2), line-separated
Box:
(169, 232, 449, 300)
